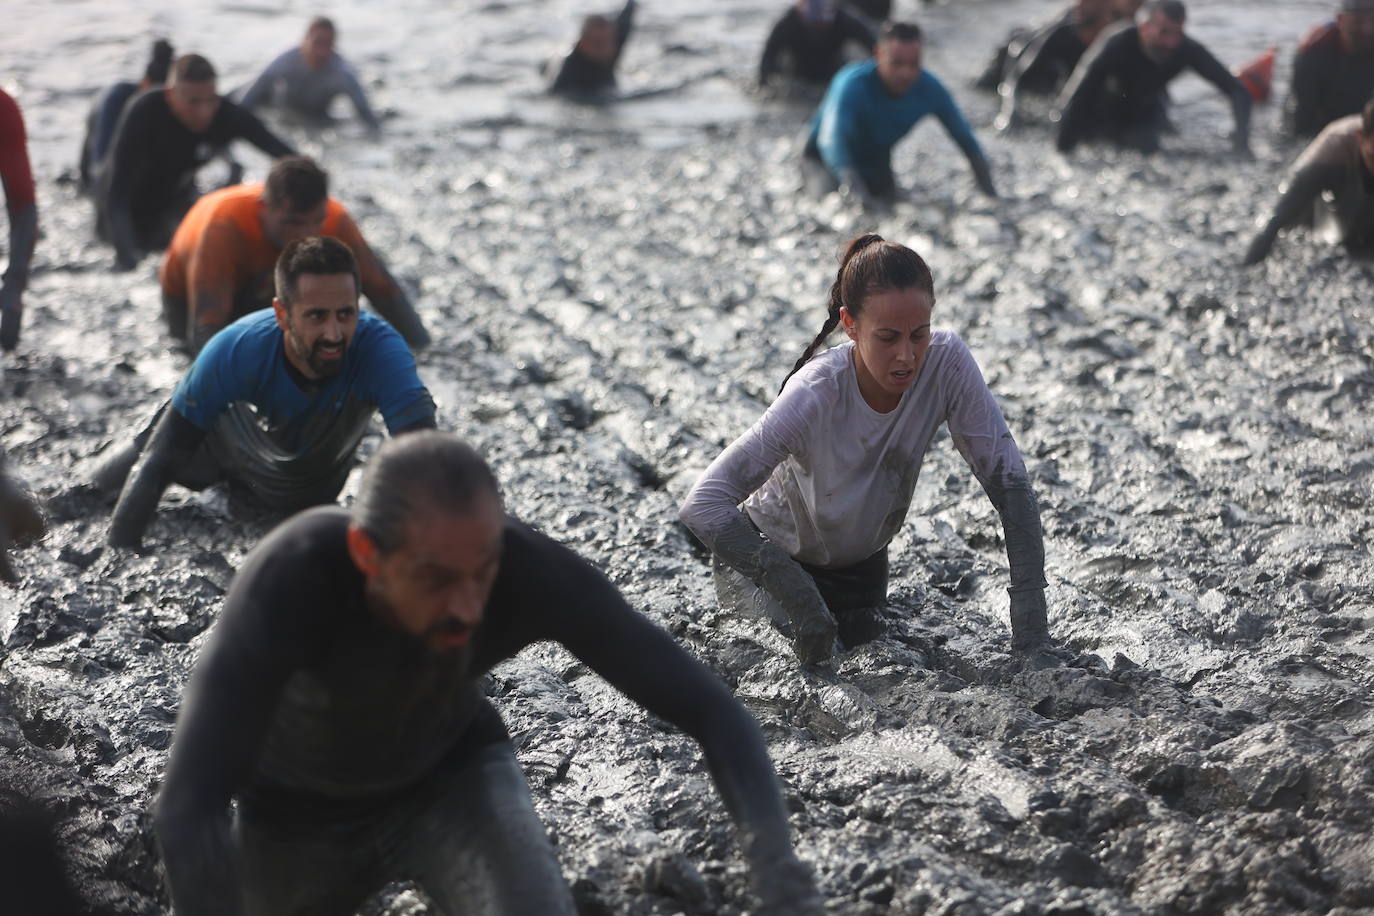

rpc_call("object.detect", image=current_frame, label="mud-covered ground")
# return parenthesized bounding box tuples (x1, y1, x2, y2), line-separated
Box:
(4, 0, 1374, 913)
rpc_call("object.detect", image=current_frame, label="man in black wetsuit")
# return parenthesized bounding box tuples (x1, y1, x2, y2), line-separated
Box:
(758, 0, 876, 90)
(1244, 99, 1374, 264)
(1054, 0, 1251, 155)
(102, 236, 436, 549)
(96, 54, 296, 270)
(547, 0, 636, 96)
(988, 0, 1117, 130)
(78, 39, 174, 191)
(1286, 0, 1374, 140)
(152, 431, 824, 915)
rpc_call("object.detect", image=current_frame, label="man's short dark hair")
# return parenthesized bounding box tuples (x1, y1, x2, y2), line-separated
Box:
(307, 15, 336, 33)
(1363, 98, 1374, 134)
(274, 236, 359, 307)
(1145, 0, 1186, 21)
(264, 157, 329, 213)
(879, 21, 923, 43)
(353, 432, 502, 554)
(170, 54, 216, 85)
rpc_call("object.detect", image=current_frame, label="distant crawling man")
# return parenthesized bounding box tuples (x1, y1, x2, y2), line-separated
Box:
(547, 0, 636, 96)
(95, 54, 295, 270)
(238, 16, 382, 132)
(101, 236, 436, 549)
(1244, 99, 1374, 264)
(802, 20, 997, 208)
(152, 430, 825, 915)
(1054, 0, 1251, 155)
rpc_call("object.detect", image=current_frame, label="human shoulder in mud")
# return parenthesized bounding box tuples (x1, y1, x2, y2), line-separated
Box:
(1244, 101, 1374, 265)
(77, 39, 174, 192)
(96, 54, 296, 272)
(802, 21, 996, 208)
(101, 236, 436, 549)
(758, 1, 875, 91)
(986, 0, 1140, 131)
(0, 455, 44, 584)
(1054, 0, 1251, 155)
(1286, 0, 1374, 140)
(0, 89, 37, 352)
(153, 431, 824, 916)
(547, 0, 637, 97)
(237, 16, 381, 133)
(680, 235, 1052, 665)
(161, 156, 429, 354)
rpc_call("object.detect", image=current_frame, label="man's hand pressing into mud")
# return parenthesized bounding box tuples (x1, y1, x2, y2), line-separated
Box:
(751, 849, 826, 915)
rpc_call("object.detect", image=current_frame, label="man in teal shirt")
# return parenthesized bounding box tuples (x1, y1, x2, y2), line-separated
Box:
(803, 21, 997, 207)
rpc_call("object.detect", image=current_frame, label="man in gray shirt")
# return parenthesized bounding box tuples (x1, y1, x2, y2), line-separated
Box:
(239, 17, 380, 132)
(1244, 99, 1374, 264)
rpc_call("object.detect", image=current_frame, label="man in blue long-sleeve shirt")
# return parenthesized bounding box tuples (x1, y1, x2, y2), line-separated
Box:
(802, 21, 997, 207)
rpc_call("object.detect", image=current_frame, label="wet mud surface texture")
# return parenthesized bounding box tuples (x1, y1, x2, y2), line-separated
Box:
(3, 0, 1373, 913)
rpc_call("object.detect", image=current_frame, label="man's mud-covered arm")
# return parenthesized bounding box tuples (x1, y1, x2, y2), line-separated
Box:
(224, 101, 296, 159)
(1243, 156, 1340, 265)
(510, 525, 823, 914)
(153, 532, 316, 916)
(612, 0, 637, 62)
(1053, 37, 1111, 153)
(995, 21, 1064, 129)
(1284, 50, 1324, 139)
(107, 408, 205, 548)
(1186, 39, 1251, 151)
(932, 85, 996, 196)
(102, 106, 152, 269)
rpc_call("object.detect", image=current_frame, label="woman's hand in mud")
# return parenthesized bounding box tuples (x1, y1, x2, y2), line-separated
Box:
(791, 607, 839, 665)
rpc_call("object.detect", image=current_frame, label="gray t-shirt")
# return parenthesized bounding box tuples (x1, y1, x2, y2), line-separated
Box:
(681, 331, 1030, 568)
(239, 47, 379, 129)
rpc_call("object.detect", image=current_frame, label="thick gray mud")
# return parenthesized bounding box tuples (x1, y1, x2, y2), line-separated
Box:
(4, 0, 1374, 913)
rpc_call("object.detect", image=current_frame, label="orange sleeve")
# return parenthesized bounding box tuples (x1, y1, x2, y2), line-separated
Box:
(328, 208, 401, 305)
(186, 219, 250, 344)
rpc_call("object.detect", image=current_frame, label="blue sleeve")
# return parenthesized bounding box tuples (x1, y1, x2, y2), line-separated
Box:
(816, 74, 864, 175)
(171, 328, 256, 431)
(927, 74, 985, 164)
(358, 322, 437, 433)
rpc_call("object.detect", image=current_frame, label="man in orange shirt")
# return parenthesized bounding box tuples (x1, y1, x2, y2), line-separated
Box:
(160, 156, 430, 353)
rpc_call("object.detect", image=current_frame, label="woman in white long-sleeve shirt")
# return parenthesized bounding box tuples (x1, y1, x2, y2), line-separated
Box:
(679, 234, 1050, 664)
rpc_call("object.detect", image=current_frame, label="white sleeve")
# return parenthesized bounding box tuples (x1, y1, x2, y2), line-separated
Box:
(679, 381, 818, 557)
(943, 338, 1029, 490)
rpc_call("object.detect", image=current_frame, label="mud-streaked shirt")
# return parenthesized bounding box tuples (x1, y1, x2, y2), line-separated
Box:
(171, 308, 435, 448)
(681, 332, 1028, 569)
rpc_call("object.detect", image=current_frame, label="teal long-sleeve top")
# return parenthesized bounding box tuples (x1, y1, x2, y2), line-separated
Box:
(808, 60, 987, 191)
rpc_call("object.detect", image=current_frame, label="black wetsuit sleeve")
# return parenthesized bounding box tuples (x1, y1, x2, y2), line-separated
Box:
(612, 0, 637, 64)
(1286, 50, 1324, 139)
(221, 100, 295, 159)
(153, 521, 325, 916)
(758, 13, 795, 86)
(1183, 38, 1251, 148)
(1054, 34, 1113, 153)
(837, 8, 876, 52)
(502, 526, 807, 894)
(102, 98, 155, 268)
(1245, 157, 1344, 264)
(107, 407, 205, 548)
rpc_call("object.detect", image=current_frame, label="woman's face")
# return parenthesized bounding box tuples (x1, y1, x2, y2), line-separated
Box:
(840, 286, 935, 412)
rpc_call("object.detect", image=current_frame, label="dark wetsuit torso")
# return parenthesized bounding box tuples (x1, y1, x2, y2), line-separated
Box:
(79, 81, 140, 189)
(96, 89, 294, 261)
(759, 7, 875, 87)
(1056, 25, 1251, 153)
(1286, 23, 1374, 140)
(154, 506, 797, 915)
(548, 0, 636, 95)
(1011, 12, 1091, 96)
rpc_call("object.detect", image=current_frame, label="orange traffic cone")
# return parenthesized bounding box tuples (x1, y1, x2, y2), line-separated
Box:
(1236, 47, 1277, 103)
